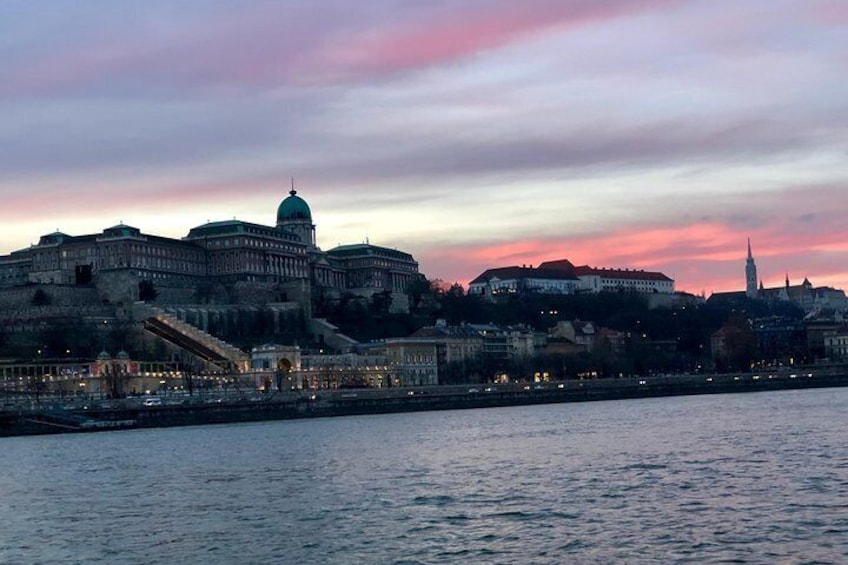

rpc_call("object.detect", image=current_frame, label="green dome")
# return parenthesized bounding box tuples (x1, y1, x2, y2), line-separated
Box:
(277, 189, 312, 222)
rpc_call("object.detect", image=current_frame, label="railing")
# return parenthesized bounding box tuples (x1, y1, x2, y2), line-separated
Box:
(144, 308, 249, 371)
(143, 318, 236, 372)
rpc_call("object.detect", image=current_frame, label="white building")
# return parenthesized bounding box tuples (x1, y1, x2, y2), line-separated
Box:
(382, 339, 440, 386)
(539, 259, 674, 294)
(468, 266, 580, 299)
(824, 329, 848, 361)
(468, 260, 674, 299)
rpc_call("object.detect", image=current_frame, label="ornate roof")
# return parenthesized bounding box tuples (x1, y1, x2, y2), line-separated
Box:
(277, 189, 312, 222)
(327, 243, 415, 262)
(101, 224, 141, 238)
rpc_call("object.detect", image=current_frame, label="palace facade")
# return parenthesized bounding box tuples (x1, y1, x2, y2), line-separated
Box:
(0, 188, 421, 313)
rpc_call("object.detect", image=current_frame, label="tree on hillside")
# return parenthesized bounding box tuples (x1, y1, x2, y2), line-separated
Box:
(714, 314, 758, 372)
(404, 275, 430, 313)
(193, 279, 214, 304)
(138, 279, 159, 302)
(31, 288, 51, 306)
(370, 290, 393, 315)
(138, 279, 158, 302)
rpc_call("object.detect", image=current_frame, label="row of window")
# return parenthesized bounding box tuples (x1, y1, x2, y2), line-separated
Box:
(204, 237, 304, 255)
(136, 271, 196, 283)
(344, 259, 416, 270)
(600, 278, 672, 287)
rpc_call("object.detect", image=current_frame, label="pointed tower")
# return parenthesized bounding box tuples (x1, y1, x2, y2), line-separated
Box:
(745, 238, 758, 298)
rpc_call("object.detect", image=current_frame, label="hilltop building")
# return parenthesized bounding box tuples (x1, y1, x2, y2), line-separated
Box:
(745, 238, 758, 298)
(468, 259, 674, 299)
(0, 187, 420, 314)
(467, 265, 580, 298)
(710, 240, 847, 314)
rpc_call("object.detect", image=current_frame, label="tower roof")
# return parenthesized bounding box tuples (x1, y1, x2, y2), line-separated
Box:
(276, 188, 312, 222)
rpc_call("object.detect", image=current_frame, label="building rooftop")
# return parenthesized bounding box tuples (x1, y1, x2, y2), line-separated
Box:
(469, 266, 579, 285)
(277, 189, 312, 222)
(185, 219, 301, 242)
(539, 258, 673, 282)
(573, 266, 673, 282)
(327, 243, 415, 262)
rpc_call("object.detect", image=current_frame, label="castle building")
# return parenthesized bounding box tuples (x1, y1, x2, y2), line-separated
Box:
(468, 259, 674, 299)
(745, 238, 758, 298)
(0, 187, 420, 313)
(467, 265, 580, 298)
(709, 240, 847, 314)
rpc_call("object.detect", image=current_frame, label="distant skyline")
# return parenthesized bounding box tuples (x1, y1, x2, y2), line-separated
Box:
(1, 1, 846, 294)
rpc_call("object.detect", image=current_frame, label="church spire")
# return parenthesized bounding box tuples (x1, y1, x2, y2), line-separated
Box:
(745, 238, 758, 298)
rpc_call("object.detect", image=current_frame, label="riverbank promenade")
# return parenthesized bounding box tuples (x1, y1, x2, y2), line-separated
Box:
(2, 366, 846, 437)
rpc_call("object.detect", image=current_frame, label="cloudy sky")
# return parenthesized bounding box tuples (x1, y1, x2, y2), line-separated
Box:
(1, 0, 846, 294)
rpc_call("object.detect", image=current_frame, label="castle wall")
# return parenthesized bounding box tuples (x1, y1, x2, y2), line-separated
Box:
(231, 281, 281, 305)
(0, 285, 99, 307)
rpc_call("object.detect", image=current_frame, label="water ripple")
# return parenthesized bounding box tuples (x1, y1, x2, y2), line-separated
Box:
(1, 389, 848, 564)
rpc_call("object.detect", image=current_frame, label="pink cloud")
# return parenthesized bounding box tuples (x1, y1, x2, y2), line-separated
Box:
(417, 219, 848, 295)
(4, 0, 687, 96)
(812, 1, 848, 24)
(298, 0, 685, 83)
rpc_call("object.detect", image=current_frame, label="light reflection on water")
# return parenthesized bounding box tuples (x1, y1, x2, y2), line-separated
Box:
(1, 388, 847, 564)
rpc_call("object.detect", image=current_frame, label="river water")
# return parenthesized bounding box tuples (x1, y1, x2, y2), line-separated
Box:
(1, 388, 847, 564)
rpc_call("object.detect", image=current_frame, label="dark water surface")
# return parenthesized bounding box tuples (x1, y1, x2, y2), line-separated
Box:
(2, 388, 847, 564)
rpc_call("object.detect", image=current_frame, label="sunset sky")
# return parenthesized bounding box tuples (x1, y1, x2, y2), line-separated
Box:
(1, 0, 846, 294)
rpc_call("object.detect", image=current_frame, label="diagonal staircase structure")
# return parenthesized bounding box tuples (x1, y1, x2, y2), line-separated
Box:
(139, 306, 250, 373)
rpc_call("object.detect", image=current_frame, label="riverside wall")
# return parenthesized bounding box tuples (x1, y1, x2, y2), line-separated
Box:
(2, 368, 846, 437)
